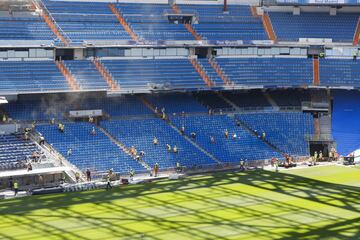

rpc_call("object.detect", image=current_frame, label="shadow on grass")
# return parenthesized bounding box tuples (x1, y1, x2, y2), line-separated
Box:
(0, 169, 359, 239)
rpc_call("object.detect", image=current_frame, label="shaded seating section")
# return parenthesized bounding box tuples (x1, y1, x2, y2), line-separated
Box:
(197, 59, 224, 86)
(0, 11, 54, 41)
(216, 57, 313, 87)
(269, 12, 359, 42)
(236, 112, 314, 156)
(171, 115, 282, 162)
(116, 3, 193, 41)
(145, 93, 207, 114)
(178, 4, 267, 41)
(320, 59, 360, 87)
(5, 95, 152, 121)
(0, 61, 68, 94)
(36, 122, 145, 174)
(102, 119, 215, 169)
(0, 134, 38, 171)
(332, 90, 360, 155)
(64, 60, 108, 90)
(223, 91, 271, 108)
(43, 0, 131, 42)
(194, 92, 233, 111)
(268, 89, 311, 107)
(101, 58, 206, 91)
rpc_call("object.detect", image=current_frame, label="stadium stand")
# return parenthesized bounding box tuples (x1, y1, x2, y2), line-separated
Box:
(0, 134, 38, 171)
(0, 60, 68, 94)
(0, 11, 54, 41)
(115, 3, 194, 41)
(36, 122, 145, 174)
(269, 12, 359, 42)
(223, 91, 271, 108)
(178, 4, 268, 41)
(332, 90, 360, 155)
(64, 60, 108, 90)
(101, 118, 216, 169)
(171, 114, 283, 162)
(320, 59, 360, 87)
(144, 93, 207, 114)
(215, 57, 313, 87)
(268, 89, 311, 107)
(236, 112, 314, 156)
(197, 58, 224, 86)
(100, 58, 206, 91)
(194, 92, 233, 111)
(43, 0, 132, 43)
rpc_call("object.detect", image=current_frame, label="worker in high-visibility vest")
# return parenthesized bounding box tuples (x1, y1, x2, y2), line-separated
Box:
(13, 181, 19, 196)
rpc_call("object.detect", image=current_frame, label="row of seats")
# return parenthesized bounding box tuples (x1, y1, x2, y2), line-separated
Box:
(102, 118, 216, 169)
(320, 59, 360, 87)
(36, 122, 145, 174)
(0, 134, 38, 170)
(332, 90, 360, 155)
(216, 57, 313, 87)
(236, 112, 314, 156)
(0, 61, 68, 94)
(178, 4, 268, 41)
(269, 12, 359, 42)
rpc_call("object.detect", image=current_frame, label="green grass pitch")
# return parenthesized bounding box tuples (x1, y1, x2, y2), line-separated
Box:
(0, 165, 359, 240)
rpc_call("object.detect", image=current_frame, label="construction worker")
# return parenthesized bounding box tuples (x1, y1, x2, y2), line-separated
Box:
(275, 159, 279, 172)
(353, 50, 358, 61)
(166, 144, 171, 152)
(154, 163, 159, 177)
(106, 173, 112, 190)
(239, 159, 245, 172)
(319, 151, 323, 161)
(176, 162, 181, 173)
(180, 126, 185, 135)
(173, 145, 178, 153)
(313, 151, 318, 165)
(75, 172, 80, 183)
(153, 137, 158, 145)
(224, 129, 229, 139)
(91, 127, 96, 135)
(13, 180, 19, 196)
(319, 52, 325, 58)
(129, 169, 135, 181)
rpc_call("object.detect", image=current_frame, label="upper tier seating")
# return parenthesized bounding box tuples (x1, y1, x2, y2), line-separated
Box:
(44, 0, 131, 42)
(145, 93, 207, 114)
(216, 57, 313, 87)
(0, 134, 38, 171)
(269, 12, 359, 42)
(332, 90, 360, 155)
(171, 114, 283, 162)
(320, 59, 360, 87)
(102, 118, 216, 169)
(36, 122, 145, 174)
(236, 112, 314, 156)
(178, 4, 268, 41)
(116, 3, 194, 41)
(0, 11, 54, 41)
(101, 58, 206, 91)
(64, 60, 108, 90)
(0, 61, 68, 94)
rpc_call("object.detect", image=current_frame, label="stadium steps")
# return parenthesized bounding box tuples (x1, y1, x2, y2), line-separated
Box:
(234, 117, 287, 157)
(319, 114, 332, 135)
(262, 12, 277, 41)
(109, 3, 139, 41)
(263, 92, 278, 108)
(98, 125, 151, 171)
(314, 117, 321, 136)
(250, 6, 259, 17)
(139, 96, 222, 164)
(208, 58, 232, 85)
(92, 58, 120, 91)
(172, 4, 202, 41)
(189, 58, 214, 87)
(32, 0, 69, 45)
(313, 56, 320, 86)
(55, 60, 80, 90)
(353, 19, 360, 45)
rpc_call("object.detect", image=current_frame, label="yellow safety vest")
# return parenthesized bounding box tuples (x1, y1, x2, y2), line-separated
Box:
(14, 182, 18, 189)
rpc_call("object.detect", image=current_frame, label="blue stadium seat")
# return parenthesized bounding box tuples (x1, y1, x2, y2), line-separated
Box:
(320, 59, 360, 87)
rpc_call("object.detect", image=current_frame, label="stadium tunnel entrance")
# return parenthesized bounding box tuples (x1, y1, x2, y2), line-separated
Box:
(56, 48, 74, 61)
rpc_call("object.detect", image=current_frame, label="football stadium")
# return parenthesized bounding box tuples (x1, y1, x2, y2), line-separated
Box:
(0, 0, 360, 239)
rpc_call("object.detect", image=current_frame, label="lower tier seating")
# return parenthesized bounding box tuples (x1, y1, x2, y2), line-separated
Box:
(236, 112, 314, 156)
(171, 115, 283, 162)
(101, 118, 216, 169)
(36, 122, 145, 174)
(0, 134, 38, 171)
